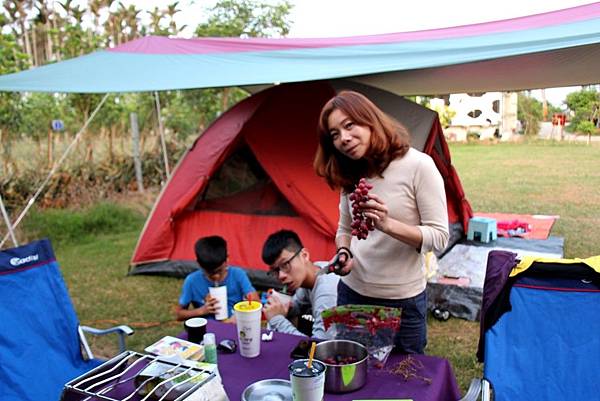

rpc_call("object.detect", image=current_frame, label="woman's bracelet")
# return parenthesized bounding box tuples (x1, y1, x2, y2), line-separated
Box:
(337, 246, 353, 258)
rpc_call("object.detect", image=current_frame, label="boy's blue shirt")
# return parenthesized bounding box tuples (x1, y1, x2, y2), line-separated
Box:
(179, 266, 255, 319)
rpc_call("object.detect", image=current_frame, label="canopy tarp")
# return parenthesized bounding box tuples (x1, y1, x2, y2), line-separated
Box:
(0, 3, 599, 94)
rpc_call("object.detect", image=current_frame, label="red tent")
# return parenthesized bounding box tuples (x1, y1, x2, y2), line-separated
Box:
(130, 81, 472, 281)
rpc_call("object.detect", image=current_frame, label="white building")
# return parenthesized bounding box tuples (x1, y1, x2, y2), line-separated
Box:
(433, 92, 519, 141)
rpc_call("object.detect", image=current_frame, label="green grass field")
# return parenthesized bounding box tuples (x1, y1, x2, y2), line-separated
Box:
(17, 140, 600, 394)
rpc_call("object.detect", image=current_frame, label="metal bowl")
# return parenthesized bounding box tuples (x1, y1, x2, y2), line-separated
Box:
(241, 379, 292, 401)
(314, 339, 368, 393)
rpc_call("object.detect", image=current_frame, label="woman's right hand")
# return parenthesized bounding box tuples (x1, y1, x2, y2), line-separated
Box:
(328, 248, 353, 276)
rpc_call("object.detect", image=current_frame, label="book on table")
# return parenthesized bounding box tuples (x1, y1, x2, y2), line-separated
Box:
(144, 335, 205, 361)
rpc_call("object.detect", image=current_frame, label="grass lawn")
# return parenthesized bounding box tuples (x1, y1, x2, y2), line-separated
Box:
(21, 140, 600, 395)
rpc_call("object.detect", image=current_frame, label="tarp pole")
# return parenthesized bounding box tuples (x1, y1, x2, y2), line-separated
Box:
(154, 91, 170, 179)
(0, 193, 18, 248)
(130, 112, 145, 193)
(0, 93, 109, 248)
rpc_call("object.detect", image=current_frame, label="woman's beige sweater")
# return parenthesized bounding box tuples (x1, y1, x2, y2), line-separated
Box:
(337, 148, 449, 299)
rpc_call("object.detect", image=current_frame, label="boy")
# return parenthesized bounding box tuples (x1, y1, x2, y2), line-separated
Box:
(175, 235, 258, 322)
(262, 229, 339, 339)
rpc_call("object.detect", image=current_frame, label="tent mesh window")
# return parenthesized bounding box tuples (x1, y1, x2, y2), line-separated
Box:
(198, 144, 297, 216)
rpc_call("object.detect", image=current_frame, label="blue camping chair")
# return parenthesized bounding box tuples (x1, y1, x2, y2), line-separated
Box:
(461, 250, 600, 401)
(0, 239, 133, 401)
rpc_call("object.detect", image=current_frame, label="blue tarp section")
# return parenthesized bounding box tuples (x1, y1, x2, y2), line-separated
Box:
(0, 239, 101, 401)
(0, 14, 599, 93)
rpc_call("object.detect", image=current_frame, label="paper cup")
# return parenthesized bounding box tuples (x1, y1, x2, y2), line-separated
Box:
(269, 289, 293, 307)
(233, 301, 262, 358)
(184, 317, 207, 344)
(289, 359, 326, 401)
(209, 285, 228, 320)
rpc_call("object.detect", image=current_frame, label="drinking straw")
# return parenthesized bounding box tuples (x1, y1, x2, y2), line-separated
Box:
(307, 341, 317, 369)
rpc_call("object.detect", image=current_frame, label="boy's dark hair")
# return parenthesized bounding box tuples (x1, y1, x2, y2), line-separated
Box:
(262, 229, 303, 265)
(194, 236, 227, 272)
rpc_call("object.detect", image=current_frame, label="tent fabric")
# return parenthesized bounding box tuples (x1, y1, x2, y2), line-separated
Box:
(131, 81, 472, 272)
(0, 4, 599, 94)
(0, 239, 102, 401)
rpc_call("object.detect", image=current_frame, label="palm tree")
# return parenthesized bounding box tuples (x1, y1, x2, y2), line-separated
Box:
(4, 0, 33, 64)
(123, 4, 141, 40)
(148, 6, 164, 35)
(165, 1, 180, 36)
(36, 1, 54, 62)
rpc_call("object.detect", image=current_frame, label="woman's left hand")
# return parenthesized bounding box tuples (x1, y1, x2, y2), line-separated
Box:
(360, 193, 391, 232)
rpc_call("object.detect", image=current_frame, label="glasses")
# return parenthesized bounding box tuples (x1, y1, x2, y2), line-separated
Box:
(268, 248, 302, 277)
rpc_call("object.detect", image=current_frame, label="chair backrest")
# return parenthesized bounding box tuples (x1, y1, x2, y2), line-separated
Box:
(0, 239, 100, 401)
(481, 251, 600, 401)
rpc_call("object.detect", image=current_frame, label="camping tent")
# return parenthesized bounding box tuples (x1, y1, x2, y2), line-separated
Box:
(0, 3, 599, 94)
(129, 80, 472, 283)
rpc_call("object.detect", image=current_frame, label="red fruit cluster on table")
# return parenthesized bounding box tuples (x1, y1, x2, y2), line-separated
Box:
(348, 178, 375, 240)
(323, 355, 359, 365)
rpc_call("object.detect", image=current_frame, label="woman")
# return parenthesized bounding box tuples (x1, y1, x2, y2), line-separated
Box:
(314, 91, 449, 354)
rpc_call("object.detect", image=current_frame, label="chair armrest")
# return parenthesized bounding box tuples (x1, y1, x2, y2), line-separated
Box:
(458, 378, 482, 401)
(81, 325, 134, 337)
(80, 325, 134, 356)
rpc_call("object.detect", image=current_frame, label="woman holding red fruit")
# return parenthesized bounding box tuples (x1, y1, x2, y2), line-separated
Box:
(313, 90, 449, 354)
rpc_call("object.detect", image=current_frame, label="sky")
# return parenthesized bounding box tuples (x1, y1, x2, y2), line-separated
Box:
(93, 0, 600, 105)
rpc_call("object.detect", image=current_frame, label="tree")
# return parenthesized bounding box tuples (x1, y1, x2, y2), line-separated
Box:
(0, 30, 29, 174)
(195, 0, 292, 38)
(517, 93, 543, 136)
(186, 0, 292, 130)
(565, 88, 600, 136)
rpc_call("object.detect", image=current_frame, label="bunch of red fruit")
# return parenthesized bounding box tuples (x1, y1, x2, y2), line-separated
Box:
(323, 355, 359, 366)
(348, 178, 375, 240)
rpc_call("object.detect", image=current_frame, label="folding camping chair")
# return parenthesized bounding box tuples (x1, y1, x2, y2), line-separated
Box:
(461, 250, 600, 401)
(0, 238, 133, 401)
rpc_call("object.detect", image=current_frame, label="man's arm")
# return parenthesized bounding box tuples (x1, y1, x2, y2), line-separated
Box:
(264, 296, 307, 337)
(268, 315, 306, 337)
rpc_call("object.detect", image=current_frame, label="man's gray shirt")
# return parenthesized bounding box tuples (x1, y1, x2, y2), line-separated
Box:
(268, 263, 339, 339)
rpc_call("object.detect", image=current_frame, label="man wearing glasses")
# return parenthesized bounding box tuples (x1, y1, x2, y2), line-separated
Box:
(261, 230, 339, 339)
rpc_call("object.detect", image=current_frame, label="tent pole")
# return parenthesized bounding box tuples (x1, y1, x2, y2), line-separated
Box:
(0, 93, 109, 248)
(0, 193, 18, 248)
(154, 91, 170, 179)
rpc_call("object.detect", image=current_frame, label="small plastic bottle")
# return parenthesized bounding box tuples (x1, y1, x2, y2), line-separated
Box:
(203, 333, 217, 364)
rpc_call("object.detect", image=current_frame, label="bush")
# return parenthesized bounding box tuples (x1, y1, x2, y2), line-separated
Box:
(575, 120, 599, 136)
(466, 132, 480, 142)
(21, 203, 145, 245)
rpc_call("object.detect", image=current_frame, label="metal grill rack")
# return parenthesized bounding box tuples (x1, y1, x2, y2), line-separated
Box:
(62, 351, 218, 401)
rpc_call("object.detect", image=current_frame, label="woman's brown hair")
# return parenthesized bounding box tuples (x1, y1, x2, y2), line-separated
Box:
(313, 90, 410, 192)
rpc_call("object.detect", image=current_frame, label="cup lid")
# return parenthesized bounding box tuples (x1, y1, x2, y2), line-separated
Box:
(234, 301, 262, 312)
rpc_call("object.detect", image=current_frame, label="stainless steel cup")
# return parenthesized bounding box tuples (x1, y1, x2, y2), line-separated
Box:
(314, 339, 368, 393)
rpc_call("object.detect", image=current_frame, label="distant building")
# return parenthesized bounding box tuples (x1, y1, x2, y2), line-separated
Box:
(435, 92, 519, 141)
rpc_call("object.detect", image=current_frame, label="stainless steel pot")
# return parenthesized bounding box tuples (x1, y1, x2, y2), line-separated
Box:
(314, 339, 368, 393)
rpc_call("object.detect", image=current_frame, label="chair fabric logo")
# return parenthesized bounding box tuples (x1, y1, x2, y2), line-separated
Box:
(9, 254, 39, 266)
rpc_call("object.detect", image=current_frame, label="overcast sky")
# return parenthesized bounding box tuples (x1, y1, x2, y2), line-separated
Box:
(110, 0, 600, 104)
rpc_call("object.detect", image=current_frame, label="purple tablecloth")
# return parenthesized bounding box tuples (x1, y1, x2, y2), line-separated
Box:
(205, 320, 462, 401)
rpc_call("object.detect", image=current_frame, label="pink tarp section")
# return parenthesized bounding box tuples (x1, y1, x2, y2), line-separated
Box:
(110, 3, 600, 55)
